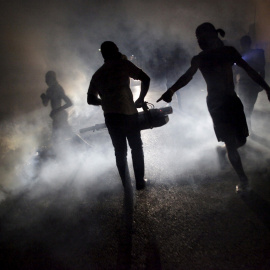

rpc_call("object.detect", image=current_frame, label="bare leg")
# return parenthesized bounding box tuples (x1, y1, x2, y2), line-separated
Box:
(225, 138, 249, 193)
(226, 144, 248, 182)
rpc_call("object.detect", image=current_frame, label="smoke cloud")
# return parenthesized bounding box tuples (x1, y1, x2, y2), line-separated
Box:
(1, 0, 269, 201)
(0, 0, 256, 115)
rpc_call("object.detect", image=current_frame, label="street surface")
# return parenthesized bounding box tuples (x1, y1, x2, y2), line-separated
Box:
(1, 88, 270, 269)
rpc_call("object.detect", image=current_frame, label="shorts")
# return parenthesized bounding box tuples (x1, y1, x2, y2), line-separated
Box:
(207, 94, 249, 144)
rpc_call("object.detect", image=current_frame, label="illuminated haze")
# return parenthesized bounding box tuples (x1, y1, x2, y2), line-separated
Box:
(1, 0, 269, 200)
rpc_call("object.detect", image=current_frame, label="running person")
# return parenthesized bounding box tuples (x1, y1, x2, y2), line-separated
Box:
(157, 23, 270, 193)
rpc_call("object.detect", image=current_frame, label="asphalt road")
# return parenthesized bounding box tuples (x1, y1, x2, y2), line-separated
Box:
(1, 89, 270, 269)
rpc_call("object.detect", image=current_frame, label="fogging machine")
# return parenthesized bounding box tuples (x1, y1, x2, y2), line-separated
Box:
(79, 102, 173, 133)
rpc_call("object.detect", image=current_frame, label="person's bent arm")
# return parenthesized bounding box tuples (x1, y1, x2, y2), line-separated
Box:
(61, 94, 73, 109)
(157, 61, 198, 103)
(134, 70, 150, 108)
(236, 58, 270, 101)
(87, 93, 102, 106)
(50, 94, 73, 117)
(87, 78, 102, 106)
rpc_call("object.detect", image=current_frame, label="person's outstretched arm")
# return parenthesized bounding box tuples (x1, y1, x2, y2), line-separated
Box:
(258, 49, 265, 79)
(236, 57, 270, 101)
(50, 93, 73, 117)
(134, 70, 150, 108)
(157, 58, 198, 103)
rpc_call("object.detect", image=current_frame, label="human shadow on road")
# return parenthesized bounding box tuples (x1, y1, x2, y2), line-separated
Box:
(117, 178, 134, 269)
(116, 179, 162, 269)
(0, 240, 69, 270)
(136, 188, 162, 270)
(241, 190, 270, 230)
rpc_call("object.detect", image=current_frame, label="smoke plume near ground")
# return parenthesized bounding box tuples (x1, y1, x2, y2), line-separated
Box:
(2, 79, 270, 204)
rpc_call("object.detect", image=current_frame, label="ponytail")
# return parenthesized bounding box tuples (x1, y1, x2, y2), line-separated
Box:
(216, 28, 225, 38)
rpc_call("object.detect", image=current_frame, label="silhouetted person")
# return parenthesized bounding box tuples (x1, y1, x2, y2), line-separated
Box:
(40, 71, 73, 143)
(235, 35, 266, 133)
(87, 41, 150, 190)
(157, 22, 270, 194)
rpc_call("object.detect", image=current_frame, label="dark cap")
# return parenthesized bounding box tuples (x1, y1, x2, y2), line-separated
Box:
(100, 41, 119, 60)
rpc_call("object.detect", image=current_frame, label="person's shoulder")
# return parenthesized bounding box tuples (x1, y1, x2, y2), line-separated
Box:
(224, 45, 234, 49)
(54, 83, 65, 95)
(224, 46, 242, 58)
(54, 82, 64, 89)
(123, 59, 141, 71)
(108, 58, 136, 68)
(46, 83, 64, 97)
(92, 64, 105, 77)
(223, 45, 237, 52)
(192, 54, 200, 59)
(191, 54, 199, 61)
(191, 54, 201, 65)
(122, 58, 136, 66)
(47, 83, 63, 91)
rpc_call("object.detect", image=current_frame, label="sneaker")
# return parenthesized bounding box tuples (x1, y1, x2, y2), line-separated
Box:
(235, 182, 251, 194)
(136, 178, 148, 191)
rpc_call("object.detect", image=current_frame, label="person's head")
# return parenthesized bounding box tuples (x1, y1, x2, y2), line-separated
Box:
(100, 41, 120, 61)
(195, 22, 225, 51)
(45, 70, 57, 86)
(240, 35, 252, 52)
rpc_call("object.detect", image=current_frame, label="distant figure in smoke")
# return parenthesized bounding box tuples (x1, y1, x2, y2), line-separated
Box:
(87, 41, 150, 190)
(157, 22, 270, 194)
(40, 71, 73, 142)
(235, 35, 265, 133)
(165, 45, 189, 111)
